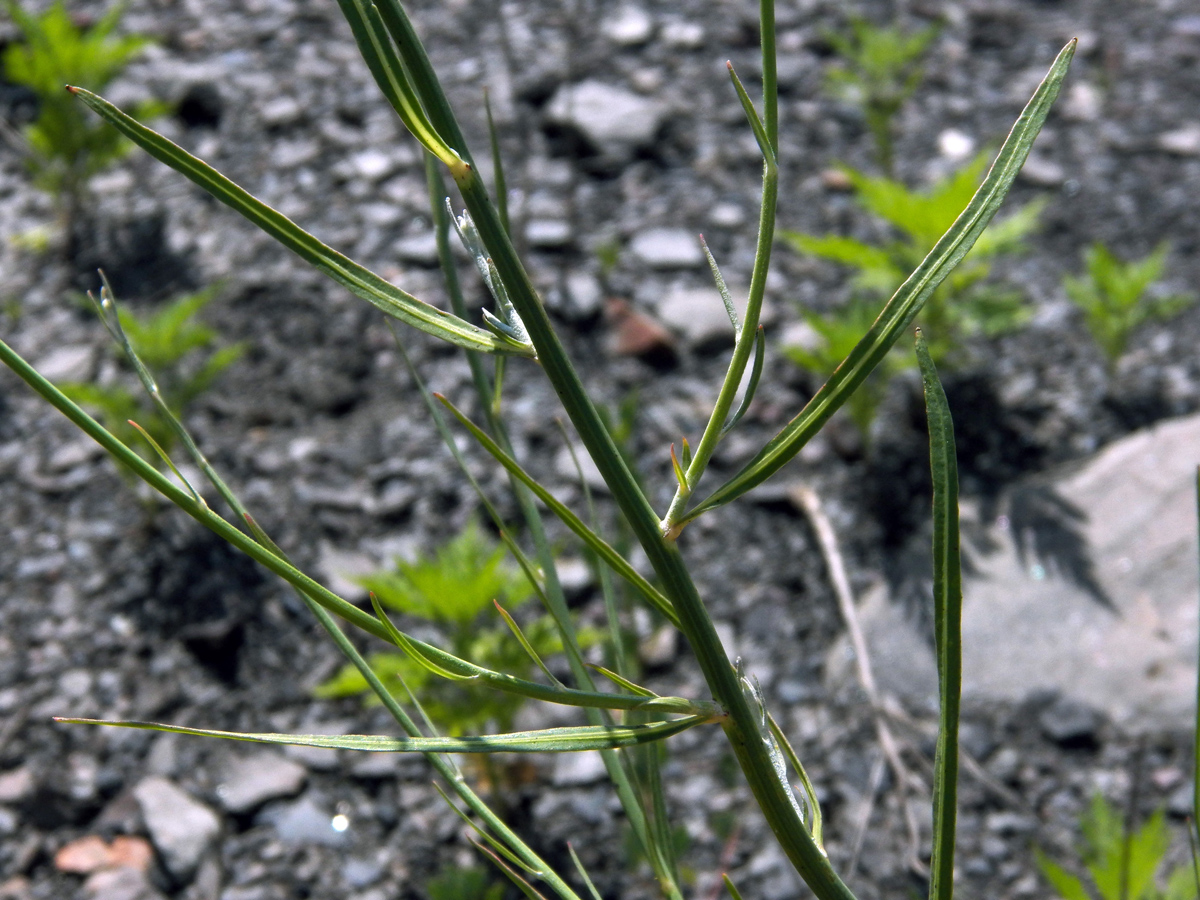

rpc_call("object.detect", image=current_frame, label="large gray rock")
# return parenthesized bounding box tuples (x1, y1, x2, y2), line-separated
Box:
(132, 777, 220, 881)
(825, 413, 1200, 732)
(215, 752, 307, 814)
(544, 80, 666, 157)
(962, 412, 1200, 731)
(629, 228, 703, 269)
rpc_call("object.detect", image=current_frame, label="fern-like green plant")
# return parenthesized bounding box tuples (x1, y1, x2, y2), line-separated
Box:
(3, 1, 168, 228)
(1064, 242, 1194, 374)
(781, 154, 1043, 434)
(317, 520, 572, 736)
(824, 16, 939, 175)
(58, 286, 244, 462)
(1037, 793, 1198, 900)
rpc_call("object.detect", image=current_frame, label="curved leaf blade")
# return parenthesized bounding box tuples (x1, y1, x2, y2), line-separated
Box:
(918, 329, 963, 900)
(686, 39, 1076, 521)
(56, 716, 713, 753)
(67, 88, 528, 356)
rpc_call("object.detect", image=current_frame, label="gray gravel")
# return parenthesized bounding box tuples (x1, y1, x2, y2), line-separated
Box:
(3, 0, 1200, 898)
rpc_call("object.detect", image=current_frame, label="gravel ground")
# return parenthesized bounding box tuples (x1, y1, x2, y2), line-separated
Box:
(3, 0, 1200, 898)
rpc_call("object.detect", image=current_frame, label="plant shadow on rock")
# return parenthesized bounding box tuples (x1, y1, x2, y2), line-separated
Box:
(121, 518, 267, 684)
(68, 208, 197, 302)
(870, 369, 1111, 639)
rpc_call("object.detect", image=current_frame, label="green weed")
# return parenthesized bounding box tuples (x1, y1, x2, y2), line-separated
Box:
(823, 15, 939, 176)
(1064, 242, 1193, 373)
(780, 154, 1043, 434)
(1037, 793, 1198, 900)
(3, 1, 168, 229)
(316, 520, 573, 735)
(58, 285, 244, 464)
(0, 2, 1082, 896)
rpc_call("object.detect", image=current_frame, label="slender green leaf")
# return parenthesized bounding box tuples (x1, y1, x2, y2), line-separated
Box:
(127, 420, 203, 507)
(568, 845, 604, 900)
(484, 89, 510, 235)
(686, 40, 1076, 522)
(586, 664, 656, 699)
(722, 326, 766, 435)
(435, 784, 544, 877)
(767, 712, 823, 850)
(495, 599, 563, 687)
(702, 236, 740, 332)
(726, 61, 775, 166)
(436, 393, 679, 626)
(67, 88, 527, 356)
(918, 329, 962, 900)
(723, 874, 747, 900)
(332, 0, 460, 167)
(56, 715, 712, 753)
(475, 841, 550, 900)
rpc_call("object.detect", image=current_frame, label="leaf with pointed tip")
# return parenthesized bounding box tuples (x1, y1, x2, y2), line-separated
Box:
(332, 0, 460, 167)
(67, 88, 526, 357)
(56, 716, 713, 753)
(685, 40, 1076, 522)
(434, 784, 543, 877)
(436, 394, 679, 627)
(475, 840, 549, 900)
(586, 664, 656, 699)
(767, 712, 823, 849)
(568, 845, 604, 900)
(721, 326, 766, 435)
(494, 599, 562, 687)
(702, 236, 740, 332)
(726, 62, 774, 166)
(918, 329, 962, 900)
(723, 874, 747, 900)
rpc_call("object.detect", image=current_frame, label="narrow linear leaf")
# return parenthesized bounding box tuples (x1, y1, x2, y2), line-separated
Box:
(687, 40, 1076, 521)
(127, 420, 204, 506)
(917, 328, 963, 900)
(702, 236, 740, 332)
(586, 664, 656, 699)
(436, 393, 679, 626)
(494, 599, 563, 687)
(722, 326, 766, 435)
(568, 844, 604, 900)
(475, 840, 550, 900)
(767, 712, 824, 850)
(370, 596, 710, 713)
(726, 61, 775, 166)
(67, 88, 525, 356)
(671, 443, 687, 490)
(332, 0, 460, 166)
(434, 784, 544, 877)
(56, 716, 714, 753)
(723, 874, 747, 900)
(484, 89, 510, 235)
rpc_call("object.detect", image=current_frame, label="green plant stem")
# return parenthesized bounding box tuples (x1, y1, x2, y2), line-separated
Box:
(660, 1, 779, 535)
(286, 595, 585, 900)
(425, 154, 683, 900)
(448, 165, 852, 898)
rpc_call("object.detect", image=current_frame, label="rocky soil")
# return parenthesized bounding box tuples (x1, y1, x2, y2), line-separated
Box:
(3, 0, 1200, 898)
